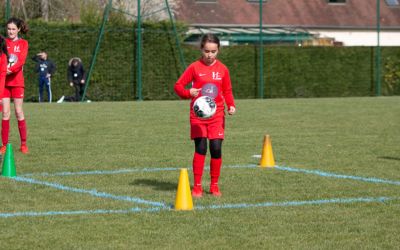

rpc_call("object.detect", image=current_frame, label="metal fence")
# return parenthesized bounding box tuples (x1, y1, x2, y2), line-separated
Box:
(2, 0, 399, 101)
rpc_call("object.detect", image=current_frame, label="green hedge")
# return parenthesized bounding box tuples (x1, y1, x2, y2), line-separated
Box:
(7, 21, 400, 101)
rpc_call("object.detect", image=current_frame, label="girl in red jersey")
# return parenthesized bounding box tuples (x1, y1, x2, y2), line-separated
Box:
(0, 36, 8, 111)
(174, 34, 236, 197)
(1, 17, 29, 154)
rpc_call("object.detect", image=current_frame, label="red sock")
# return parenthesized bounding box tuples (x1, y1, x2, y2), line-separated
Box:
(18, 119, 27, 145)
(193, 152, 206, 187)
(210, 158, 222, 186)
(2, 119, 9, 146)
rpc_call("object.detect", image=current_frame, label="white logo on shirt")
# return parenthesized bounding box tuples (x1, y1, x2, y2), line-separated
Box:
(199, 73, 206, 77)
(212, 72, 221, 80)
(14, 45, 21, 53)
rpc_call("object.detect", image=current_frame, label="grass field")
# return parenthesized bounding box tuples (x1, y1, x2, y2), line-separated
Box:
(1, 96, 399, 249)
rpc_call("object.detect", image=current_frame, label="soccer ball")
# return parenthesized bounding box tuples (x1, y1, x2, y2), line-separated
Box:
(8, 54, 18, 68)
(193, 96, 216, 119)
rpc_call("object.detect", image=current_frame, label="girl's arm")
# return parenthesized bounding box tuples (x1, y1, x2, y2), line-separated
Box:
(0, 54, 7, 98)
(222, 67, 235, 109)
(174, 65, 194, 99)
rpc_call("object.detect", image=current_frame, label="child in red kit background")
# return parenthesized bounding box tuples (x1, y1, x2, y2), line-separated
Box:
(0, 36, 8, 113)
(174, 34, 236, 197)
(1, 17, 29, 154)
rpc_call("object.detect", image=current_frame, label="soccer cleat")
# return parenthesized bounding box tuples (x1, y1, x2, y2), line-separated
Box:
(0, 145, 6, 154)
(191, 185, 203, 198)
(20, 144, 29, 154)
(209, 184, 222, 197)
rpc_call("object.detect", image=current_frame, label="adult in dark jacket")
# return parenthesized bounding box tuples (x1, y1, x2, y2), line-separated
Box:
(67, 57, 86, 102)
(32, 51, 56, 102)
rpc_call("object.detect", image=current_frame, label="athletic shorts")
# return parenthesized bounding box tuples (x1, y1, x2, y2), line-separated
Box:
(191, 117, 225, 140)
(3, 86, 25, 99)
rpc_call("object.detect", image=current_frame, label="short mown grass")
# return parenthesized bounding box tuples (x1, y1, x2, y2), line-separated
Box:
(1, 97, 399, 249)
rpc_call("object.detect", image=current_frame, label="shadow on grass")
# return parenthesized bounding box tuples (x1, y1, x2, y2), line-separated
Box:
(130, 179, 177, 191)
(379, 156, 400, 161)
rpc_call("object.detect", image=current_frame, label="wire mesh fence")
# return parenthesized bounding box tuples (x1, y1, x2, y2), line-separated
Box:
(1, 0, 399, 102)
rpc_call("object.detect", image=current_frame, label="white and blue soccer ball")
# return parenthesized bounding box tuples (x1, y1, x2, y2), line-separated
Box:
(193, 96, 216, 119)
(8, 54, 18, 67)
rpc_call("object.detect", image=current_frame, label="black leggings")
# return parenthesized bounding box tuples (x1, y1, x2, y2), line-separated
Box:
(194, 138, 222, 159)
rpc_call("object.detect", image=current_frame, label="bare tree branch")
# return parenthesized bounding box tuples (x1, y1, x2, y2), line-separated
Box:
(41, 0, 49, 21)
(20, 0, 28, 20)
(3, 0, 179, 22)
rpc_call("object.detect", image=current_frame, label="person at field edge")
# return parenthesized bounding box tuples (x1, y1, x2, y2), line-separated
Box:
(67, 57, 86, 102)
(1, 17, 29, 154)
(0, 36, 9, 113)
(32, 51, 56, 102)
(174, 34, 236, 197)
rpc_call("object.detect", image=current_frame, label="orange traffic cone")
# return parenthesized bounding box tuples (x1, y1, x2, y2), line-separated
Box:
(259, 135, 276, 168)
(174, 168, 193, 211)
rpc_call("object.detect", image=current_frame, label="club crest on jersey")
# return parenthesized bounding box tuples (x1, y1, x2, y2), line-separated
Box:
(201, 83, 218, 98)
(212, 72, 221, 80)
(14, 45, 21, 53)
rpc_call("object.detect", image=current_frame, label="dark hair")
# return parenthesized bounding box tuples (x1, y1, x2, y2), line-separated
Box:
(0, 35, 9, 58)
(6, 17, 29, 34)
(200, 33, 220, 49)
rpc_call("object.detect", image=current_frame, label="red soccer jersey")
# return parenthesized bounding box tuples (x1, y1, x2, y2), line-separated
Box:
(5, 38, 28, 87)
(174, 59, 235, 123)
(0, 53, 7, 98)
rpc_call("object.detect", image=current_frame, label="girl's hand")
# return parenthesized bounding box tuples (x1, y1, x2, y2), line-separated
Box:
(228, 106, 236, 115)
(190, 88, 201, 97)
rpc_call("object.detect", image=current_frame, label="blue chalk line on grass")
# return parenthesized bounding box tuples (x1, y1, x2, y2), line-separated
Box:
(13, 176, 167, 208)
(1, 196, 396, 218)
(2, 164, 399, 218)
(0, 207, 164, 218)
(275, 166, 400, 186)
(196, 196, 395, 210)
(20, 164, 400, 187)
(20, 165, 258, 177)
(21, 167, 181, 177)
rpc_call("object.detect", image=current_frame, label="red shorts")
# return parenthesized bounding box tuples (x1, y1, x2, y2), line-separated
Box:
(3, 86, 25, 99)
(190, 117, 225, 140)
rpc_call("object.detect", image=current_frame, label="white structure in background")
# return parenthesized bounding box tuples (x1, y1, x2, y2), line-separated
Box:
(175, 0, 400, 47)
(312, 30, 400, 46)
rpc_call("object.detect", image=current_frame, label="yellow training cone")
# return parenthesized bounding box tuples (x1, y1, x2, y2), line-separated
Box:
(259, 135, 276, 168)
(174, 168, 193, 211)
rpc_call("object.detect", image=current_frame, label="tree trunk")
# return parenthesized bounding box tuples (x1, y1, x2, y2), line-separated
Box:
(41, 0, 49, 21)
(20, 0, 28, 20)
